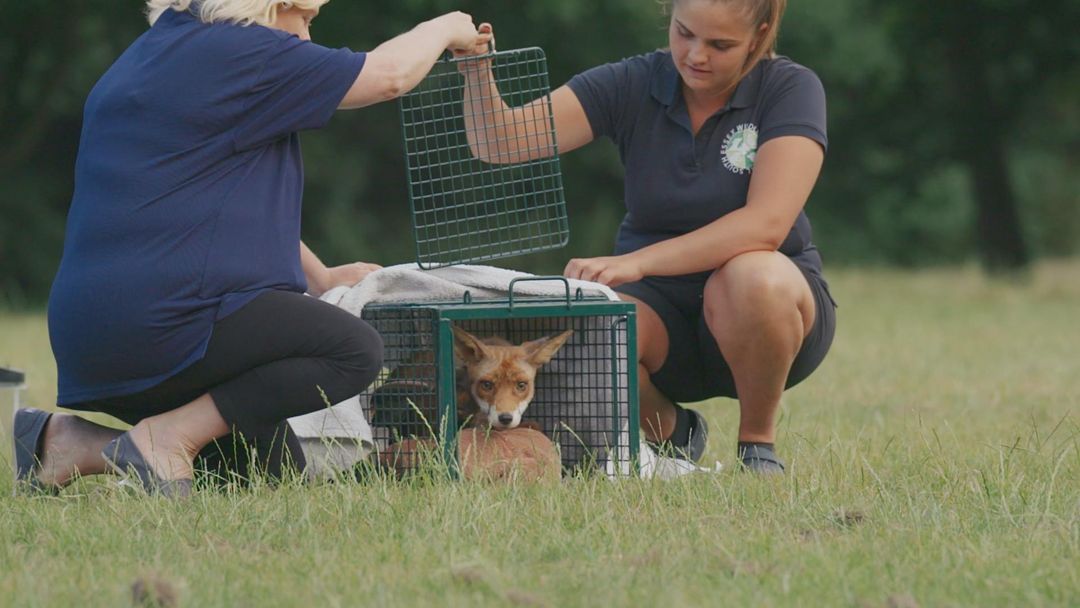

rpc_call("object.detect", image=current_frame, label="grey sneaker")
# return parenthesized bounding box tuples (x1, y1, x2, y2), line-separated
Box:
(683, 409, 709, 463)
(102, 432, 193, 498)
(12, 408, 59, 496)
(648, 408, 709, 464)
(738, 443, 785, 474)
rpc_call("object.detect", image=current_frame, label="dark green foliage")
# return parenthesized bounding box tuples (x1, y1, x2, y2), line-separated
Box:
(2, 0, 1078, 304)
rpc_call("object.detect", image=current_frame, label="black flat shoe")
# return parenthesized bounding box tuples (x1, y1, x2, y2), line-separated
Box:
(738, 443, 786, 475)
(102, 432, 193, 498)
(12, 408, 59, 496)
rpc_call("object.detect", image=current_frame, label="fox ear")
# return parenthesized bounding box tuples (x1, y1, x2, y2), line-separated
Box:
(452, 326, 489, 363)
(523, 329, 574, 367)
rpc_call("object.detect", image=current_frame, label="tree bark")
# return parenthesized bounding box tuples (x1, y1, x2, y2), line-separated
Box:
(943, 25, 1031, 272)
(963, 136, 1030, 272)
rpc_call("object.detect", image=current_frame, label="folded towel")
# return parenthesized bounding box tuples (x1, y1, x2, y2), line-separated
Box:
(320, 262, 619, 315)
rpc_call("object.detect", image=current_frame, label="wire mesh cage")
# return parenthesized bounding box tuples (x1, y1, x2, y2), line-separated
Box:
(357, 285, 639, 479)
(399, 47, 569, 268)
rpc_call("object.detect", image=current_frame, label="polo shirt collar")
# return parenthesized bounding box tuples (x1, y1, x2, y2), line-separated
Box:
(651, 52, 764, 111)
(650, 54, 681, 106)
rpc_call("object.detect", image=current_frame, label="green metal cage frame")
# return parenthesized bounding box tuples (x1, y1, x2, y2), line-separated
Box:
(363, 278, 640, 477)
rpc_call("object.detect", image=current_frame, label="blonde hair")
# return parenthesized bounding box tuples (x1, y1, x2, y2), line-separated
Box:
(669, 0, 787, 82)
(145, 0, 330, 27)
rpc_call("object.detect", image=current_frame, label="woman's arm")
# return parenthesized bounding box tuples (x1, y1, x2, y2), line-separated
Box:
(564, 136, 824, 286)
(457, 24, 594, 164)
(338, 12, 490, 109)
(300, 241, 381, 297)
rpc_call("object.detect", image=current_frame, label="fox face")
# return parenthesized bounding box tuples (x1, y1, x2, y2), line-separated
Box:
(452, 326, 574, 430)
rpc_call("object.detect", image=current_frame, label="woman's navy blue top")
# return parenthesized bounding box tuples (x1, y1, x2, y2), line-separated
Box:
(48, 9, 365, 405)
(566, 51, 828, 280)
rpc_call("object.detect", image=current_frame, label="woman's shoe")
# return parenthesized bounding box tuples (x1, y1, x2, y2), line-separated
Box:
(101, 432, 193, 498)
(12, 408, 60, 496)
(645, 408, 709, 464)
(683, 409, 709, 463)
(738, 443, 786, 474)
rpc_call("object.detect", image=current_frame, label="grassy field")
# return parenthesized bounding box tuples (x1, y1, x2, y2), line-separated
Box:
(1, 263, 1078, 607)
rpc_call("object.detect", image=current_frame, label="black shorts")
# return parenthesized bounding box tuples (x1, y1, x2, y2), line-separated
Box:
(64, 290, 383, 480)
(615, 265, 837, 403)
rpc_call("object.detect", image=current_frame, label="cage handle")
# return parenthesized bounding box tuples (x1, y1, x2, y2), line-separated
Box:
(508, 276, 571, 310)
(442, 40, 496, 63)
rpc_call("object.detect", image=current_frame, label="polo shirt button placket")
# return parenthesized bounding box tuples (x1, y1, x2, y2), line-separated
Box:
(684, 135, 699, 170)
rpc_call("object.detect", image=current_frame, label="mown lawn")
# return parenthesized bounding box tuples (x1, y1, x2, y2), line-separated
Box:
(1, 262, 1078, 607)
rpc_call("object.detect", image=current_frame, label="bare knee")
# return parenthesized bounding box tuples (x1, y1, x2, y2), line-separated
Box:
(707, 255, 796, 311)
(702, 253, 814, 338)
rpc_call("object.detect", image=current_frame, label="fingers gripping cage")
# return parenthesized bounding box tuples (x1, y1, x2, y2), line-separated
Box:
(399, 47, 569, 268)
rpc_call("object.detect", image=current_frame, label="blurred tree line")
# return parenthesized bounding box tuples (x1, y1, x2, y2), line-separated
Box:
(1, 0, 1078, 305)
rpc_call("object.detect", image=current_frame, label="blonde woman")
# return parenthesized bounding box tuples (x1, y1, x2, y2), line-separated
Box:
(14, 0, 489, 496)
(459, 0, 835, 473)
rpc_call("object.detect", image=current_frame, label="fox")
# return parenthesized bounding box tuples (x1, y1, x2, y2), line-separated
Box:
(371, 326, 573, 481)
(451, 326, 574, 430)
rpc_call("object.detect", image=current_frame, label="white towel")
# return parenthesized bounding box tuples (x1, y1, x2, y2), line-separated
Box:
(319, 262, 619, 314)
(288, 263, 619, 440)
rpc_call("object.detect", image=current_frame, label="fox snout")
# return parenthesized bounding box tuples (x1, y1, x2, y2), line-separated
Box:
(492, 410, 522, 429)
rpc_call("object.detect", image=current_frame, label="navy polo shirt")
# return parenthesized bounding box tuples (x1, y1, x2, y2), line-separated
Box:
(567, 51, 828, 278)
(47, 9, 365, 405)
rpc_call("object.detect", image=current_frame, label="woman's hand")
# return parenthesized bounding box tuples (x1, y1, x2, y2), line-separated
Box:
(453, 22, 494, 76)
(341, 13, 489, 109)
(325, 262, 382, 290)
(429, 12, 490, 52)
(309, 261, 381, 296)
(563, 254, 645, 288)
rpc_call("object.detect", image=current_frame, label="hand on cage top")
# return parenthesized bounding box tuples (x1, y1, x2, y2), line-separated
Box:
(322, 261, 382, 293)
(432, 12, 490, 53)
(452, 22, 495, 75)
(563, 254, 645, 288)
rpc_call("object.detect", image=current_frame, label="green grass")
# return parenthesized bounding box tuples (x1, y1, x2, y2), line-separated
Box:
(2, 262, 1078, 607)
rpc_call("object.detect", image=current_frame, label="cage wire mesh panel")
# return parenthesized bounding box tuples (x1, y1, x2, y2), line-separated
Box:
(399, 48, 569, 268)
(358, 307, 442, 470)
(358, 301, 636, 477)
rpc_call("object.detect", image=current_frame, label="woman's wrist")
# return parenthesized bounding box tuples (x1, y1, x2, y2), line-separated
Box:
(423, 15, 460, 50)
(627, 250, 654, 278)
(306, 266, 332, 297)
(416, 19, 443, 43)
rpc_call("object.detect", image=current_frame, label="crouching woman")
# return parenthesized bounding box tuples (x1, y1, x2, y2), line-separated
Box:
(13, 0, 488, 496)
(457, 0, 836, 473)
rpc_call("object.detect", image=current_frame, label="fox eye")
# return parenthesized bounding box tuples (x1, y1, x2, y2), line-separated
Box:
(479, 380, 494, 391)
(516, 381, 528, 391)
